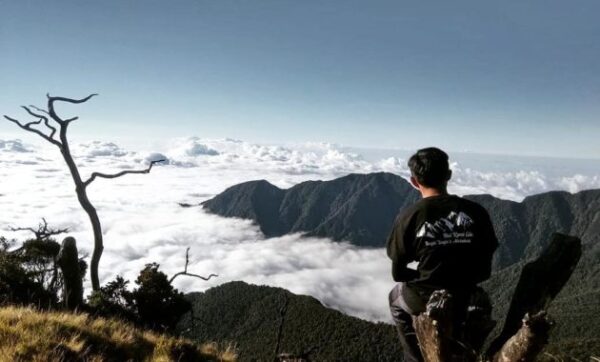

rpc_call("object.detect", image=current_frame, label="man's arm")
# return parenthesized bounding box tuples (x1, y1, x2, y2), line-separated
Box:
(387, 214, 419, 282)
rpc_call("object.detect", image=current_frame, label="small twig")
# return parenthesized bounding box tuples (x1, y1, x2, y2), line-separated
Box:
(22, 105, 47, 121)
(83, 159, 165, 187)
(169, 247, 218, 284)
(543, 352, 562, 362)
(29, 105, 50, 116)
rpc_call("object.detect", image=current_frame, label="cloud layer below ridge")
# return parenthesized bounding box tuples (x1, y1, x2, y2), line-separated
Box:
(1, 137, 599, 322)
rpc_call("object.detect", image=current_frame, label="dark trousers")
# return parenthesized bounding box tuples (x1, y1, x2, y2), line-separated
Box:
(389, 283, 426, 362)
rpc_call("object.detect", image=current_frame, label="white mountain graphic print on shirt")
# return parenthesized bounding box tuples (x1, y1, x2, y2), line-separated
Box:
(416, 211, 475, 247)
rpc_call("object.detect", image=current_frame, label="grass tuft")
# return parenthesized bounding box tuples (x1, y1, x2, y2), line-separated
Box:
(0, 306, 236, 361)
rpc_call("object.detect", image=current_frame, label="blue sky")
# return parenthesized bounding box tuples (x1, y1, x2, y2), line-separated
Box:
(1, 0, 599, 158)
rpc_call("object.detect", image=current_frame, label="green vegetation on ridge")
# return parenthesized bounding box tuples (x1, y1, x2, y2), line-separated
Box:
(178, 281, 403, 361)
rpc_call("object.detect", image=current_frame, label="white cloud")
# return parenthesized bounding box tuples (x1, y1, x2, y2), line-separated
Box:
(1, 137, 599, 323)
(0, 139, 31, 153)
(74, 141, 129, 158)
(98, 207, 394, 322)
(160, 138, 378, 178)
(167, 137, 219, 158)
(556, 174, 600, 194)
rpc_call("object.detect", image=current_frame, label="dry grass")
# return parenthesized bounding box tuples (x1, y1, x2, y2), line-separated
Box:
(0, 306, 237, 362)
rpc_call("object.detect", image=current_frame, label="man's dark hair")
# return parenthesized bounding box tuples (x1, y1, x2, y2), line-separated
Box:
(408, 147, 451, 188)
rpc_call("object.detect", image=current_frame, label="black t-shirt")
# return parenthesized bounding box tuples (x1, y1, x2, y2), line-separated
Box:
(386, 194, 498, 291)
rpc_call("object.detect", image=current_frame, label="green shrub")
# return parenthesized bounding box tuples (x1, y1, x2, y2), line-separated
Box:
(89, 263, 191, 332)
(0, 237, 57, 307)
(132, 263, 191, 331)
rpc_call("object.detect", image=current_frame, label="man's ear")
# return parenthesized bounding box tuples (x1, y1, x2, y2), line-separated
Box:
(447, 169, 452, 181)
(410, 176, 420, 190)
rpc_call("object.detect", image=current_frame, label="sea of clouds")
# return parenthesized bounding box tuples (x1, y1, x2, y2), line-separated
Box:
(1, 137, 599, 322)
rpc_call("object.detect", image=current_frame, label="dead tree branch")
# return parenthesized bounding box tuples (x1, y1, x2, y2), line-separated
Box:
(46, 93, 98, 123)
(3, 115, 61, 147)
(22, 105, 48, 122)
(169, 247, 218, 284)
(43, 117, 58, 139)
(29, 105, 50, 116)
(83, 159, 165, 187)
(9, 218, 69, 241)
(21, 105, 59, 140)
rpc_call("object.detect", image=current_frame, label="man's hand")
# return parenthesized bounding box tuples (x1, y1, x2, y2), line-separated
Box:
(392, 260, 419, 282)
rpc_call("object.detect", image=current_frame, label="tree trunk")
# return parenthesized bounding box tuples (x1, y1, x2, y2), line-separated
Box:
(413, 290, 456, 362)
(60, 131, 103, 291)
(57, 237, 83, 310)
(75, 185, 103, 291)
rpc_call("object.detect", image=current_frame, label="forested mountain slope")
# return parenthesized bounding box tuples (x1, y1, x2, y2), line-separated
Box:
(178, 281, 402, 361)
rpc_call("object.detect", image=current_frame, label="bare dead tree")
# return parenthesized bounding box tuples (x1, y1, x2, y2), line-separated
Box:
(4, 93, 164, 291)
(169, 247, 218, 284)
(8, 218, 69, 293)
(9, 218, 69, 242)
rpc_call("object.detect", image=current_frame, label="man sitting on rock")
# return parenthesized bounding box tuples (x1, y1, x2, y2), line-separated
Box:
(387, 147, 498, 362)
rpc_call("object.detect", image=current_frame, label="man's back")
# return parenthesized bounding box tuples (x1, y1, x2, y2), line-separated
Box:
(387, 147, 498, 362)
(387, 194, 498, 291)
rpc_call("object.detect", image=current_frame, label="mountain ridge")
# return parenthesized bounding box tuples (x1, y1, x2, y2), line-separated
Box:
(203, 172, 420, 247)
